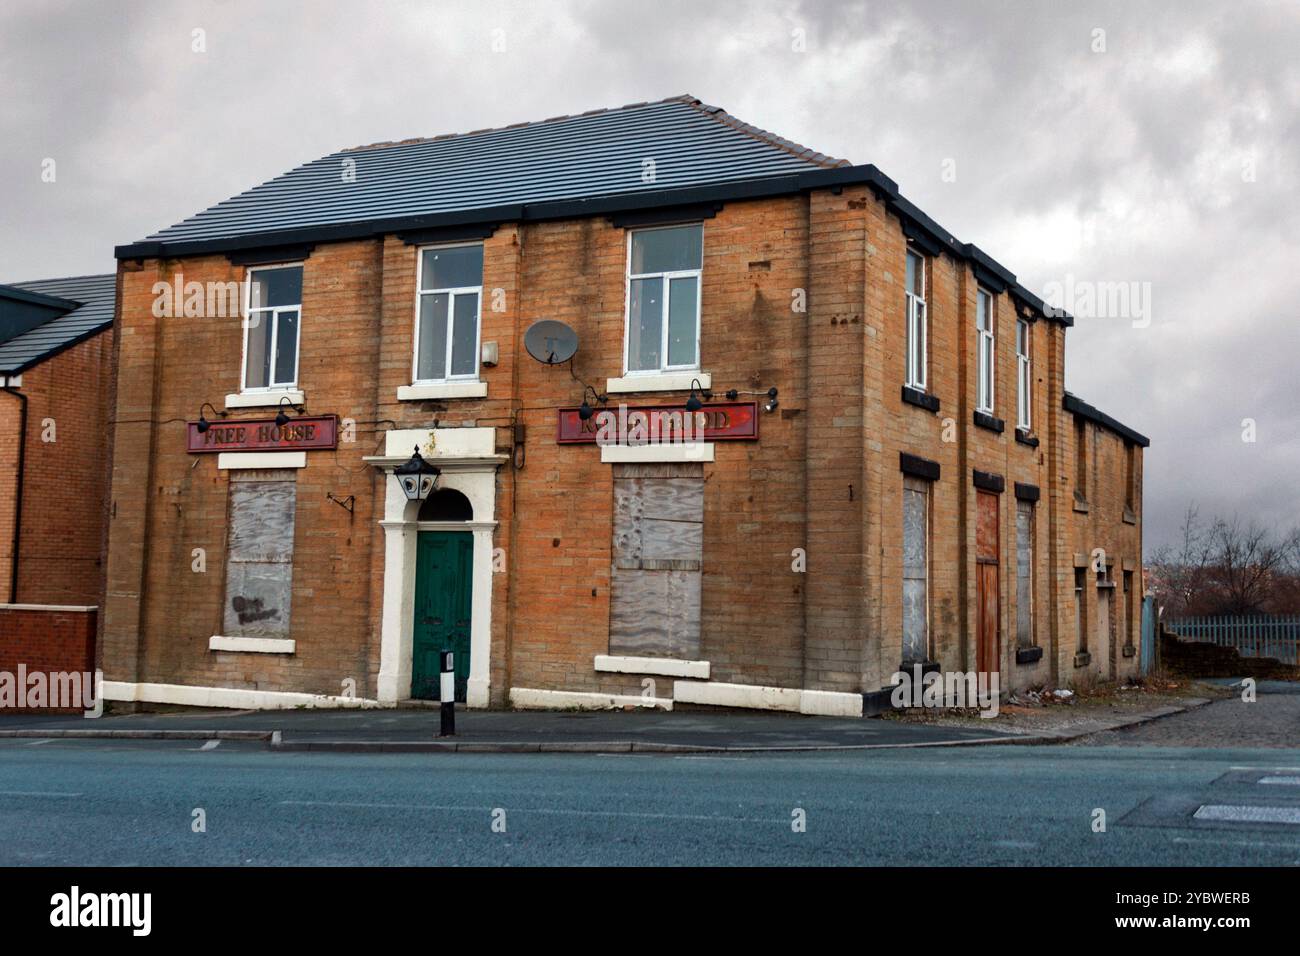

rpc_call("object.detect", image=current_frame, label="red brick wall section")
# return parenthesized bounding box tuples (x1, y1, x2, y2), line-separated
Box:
(0, 330, 115, 606)
(0, 606, 96, 713)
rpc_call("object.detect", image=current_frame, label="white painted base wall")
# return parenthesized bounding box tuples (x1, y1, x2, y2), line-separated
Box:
(672, 681, 863, 717)
(509, 687, 673, 711)
(103, 680, 384, 711)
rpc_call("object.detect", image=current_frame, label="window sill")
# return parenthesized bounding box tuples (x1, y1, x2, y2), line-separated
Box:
(1122, 645, 1137, 658)
(397, 381, 488, 401)
(901, 386, 940, 412)
(1015, 429, 1039, 448)
(225, 389, 304, 410)
(1122, 506, 1137, 525)
(606, 371, 709, 394)
(1016, 646, 1044, 666)
(1073, 651, 1092, 668)
(973, 410, 1005, 433)
(209, 635, 295, 654)
(217, 451, 307, 470)
(599, 442, 714, 464)
(1073, 497, 1090, 514)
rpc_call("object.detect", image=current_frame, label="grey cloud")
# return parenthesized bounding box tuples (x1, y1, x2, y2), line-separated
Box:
(2, 0, 1297, 552)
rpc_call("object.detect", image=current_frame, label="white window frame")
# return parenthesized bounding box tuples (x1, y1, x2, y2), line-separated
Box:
(905, 250, 927, 391)
(1016, 318, 1032, 431)
(413, 243, 484, 385)
(622, 224, 703, 376)
(240, 263, 303, 394)
(976, 288, 996, 414)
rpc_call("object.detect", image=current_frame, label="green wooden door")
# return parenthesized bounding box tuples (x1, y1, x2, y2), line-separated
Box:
(412, 531, 473, 702)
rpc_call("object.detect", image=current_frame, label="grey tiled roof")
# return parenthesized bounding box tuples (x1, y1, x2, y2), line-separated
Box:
(0, 274, 115, 374)
(137, 95, 844, 246)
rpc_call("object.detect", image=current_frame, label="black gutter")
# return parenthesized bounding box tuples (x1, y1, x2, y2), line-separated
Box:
(2, 384, 27, 602)
(1063, 392, 1150, 447)
(113, 159, 1073, 325)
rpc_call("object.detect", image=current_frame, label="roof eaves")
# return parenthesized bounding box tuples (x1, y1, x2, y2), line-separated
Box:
(115, 166, 899, 260)
(0, 283, 81, 312)
(1064, 392, 1150, 447)
(0, 321, 112, 376)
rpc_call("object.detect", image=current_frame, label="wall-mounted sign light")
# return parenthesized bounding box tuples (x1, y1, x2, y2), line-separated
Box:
(195, 402, 226, 434)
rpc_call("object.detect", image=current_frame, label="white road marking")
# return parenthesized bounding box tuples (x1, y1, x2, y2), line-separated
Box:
(0, 790, 84, 798)
(198, 740, 221, 751)
(1173, 836, 1300, 850)
(1259, 775, 1300, 786)
(24, 739, 53, 746)
(1194, 804, 1300, 825)
(1230, 766, 1300, 772)
(279, 799, 775, 823)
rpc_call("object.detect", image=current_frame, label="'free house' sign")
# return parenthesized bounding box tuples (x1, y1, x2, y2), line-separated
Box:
(186, 415, 339, 453)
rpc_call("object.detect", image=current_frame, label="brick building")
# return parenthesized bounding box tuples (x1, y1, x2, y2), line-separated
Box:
(0, 274, 116, 605)
(101, 96, 1148, 714)
(0, 275, 114, 704)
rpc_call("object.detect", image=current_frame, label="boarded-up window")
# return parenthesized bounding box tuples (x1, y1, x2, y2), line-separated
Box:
(223, 470, 296, 639)
(609, 463, 703, 657)
(1015, 499, 1034, 649)
(1075, 567, 1088, 652)
(901, 477, 929, 662)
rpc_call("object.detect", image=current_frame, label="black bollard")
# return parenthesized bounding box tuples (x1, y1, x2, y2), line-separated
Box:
(439, 650, 455, 737)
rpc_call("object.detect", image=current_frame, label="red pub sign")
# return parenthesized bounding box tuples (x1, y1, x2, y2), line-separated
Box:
(556, 401, 759, 444)
(186, 415, 339, 454)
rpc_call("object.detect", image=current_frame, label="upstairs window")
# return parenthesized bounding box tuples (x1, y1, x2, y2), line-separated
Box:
(625, 224, 703, 373)
(905, 250, 927, 390)
(1016, 318, 1032, 431)
(243, 265, 302, 391)
(1124, 442, 1137, 512)
(1075, 418, 1089, 501)
(415, 244, 483, 383)
(976, 288, 995, 414)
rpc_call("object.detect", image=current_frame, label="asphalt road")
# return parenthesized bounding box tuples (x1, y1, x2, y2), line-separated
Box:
(2, 738, 1298, 865)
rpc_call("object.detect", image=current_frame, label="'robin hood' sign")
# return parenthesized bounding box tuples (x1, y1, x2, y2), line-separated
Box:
(187, 415, 339, 453)
(556, 402, 759, 444)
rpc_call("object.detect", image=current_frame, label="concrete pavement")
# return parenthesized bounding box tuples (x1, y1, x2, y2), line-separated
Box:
(0, 697, 1228, 752)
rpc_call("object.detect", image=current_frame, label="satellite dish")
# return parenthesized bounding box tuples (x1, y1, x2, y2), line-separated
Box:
(524, 320, 579, 365)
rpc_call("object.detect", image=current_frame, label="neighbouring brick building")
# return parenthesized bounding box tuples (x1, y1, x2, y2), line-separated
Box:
(101, 95, 1148, 715)
(0, 275, 116, 605)
(0, 275, 115, 707)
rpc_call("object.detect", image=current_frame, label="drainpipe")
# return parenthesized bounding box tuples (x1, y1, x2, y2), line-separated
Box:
(2, 382, 27, 603)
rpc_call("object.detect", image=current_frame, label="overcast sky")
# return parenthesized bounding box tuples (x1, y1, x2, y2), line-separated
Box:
(2, 0, 1297, 554)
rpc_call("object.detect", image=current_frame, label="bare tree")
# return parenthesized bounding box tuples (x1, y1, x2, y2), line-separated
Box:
(1209, 515, 1290, 614)
(1149, 503, 1212, 614)
(1149, 505, 1300, 615)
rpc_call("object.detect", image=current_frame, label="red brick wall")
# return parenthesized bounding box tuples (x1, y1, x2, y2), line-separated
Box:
(0, 330, 114, 606)
(0, 606, 96, 713)
(0, 396, 19, 600)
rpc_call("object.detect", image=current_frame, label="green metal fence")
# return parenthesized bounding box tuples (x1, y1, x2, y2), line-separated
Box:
(1166, 615, 1300, 666)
